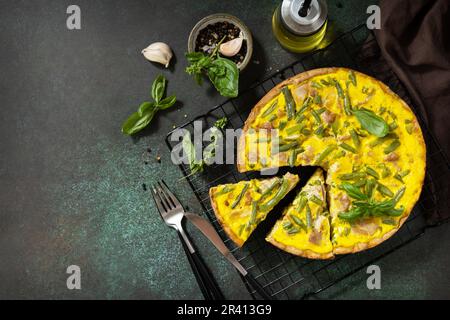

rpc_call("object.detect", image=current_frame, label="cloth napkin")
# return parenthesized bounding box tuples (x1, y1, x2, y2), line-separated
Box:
(373, 0, 450, 223)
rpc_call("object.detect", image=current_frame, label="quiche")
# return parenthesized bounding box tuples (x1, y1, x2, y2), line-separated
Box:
(235, 67, 426, 257)
(209, 172, 299, 247)
(266, 168, 333, 259)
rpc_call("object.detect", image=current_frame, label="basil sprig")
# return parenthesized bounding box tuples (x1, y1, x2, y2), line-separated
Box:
(122, 75, 176, 135)
(338, 180, 406, 220)
(353, 109, 389, 138)
(185, 37, 239, 98)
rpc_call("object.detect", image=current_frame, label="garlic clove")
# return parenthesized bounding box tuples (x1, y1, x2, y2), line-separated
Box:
(141, 42, 173, 68)
(219, 37, 243, 57)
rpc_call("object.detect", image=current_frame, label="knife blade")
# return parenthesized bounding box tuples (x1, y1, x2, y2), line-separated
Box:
(184, 212, 272, 300)
(184, 212, 247, 276)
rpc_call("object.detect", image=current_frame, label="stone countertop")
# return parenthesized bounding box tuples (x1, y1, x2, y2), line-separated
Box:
(0, 0, 449, 299)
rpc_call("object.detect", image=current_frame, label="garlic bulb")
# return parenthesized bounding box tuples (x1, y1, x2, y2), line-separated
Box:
(141, 42, 173, 68)
(219, 37, 243, 57)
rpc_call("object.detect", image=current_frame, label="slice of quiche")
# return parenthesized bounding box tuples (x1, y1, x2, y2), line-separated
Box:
(266, 168, 333, 259)
(209, 172, 299, 247)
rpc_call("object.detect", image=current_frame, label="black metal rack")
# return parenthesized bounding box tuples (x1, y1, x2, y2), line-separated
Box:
(165, 25, 450, 299)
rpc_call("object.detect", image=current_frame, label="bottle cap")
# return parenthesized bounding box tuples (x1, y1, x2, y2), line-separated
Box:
(281, 0, 328, 36)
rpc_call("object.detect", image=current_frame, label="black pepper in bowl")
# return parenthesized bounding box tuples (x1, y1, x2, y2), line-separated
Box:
(194, 21, 247, 66)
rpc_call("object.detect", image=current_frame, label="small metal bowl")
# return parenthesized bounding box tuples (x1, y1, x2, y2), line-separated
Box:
(188, 13, 253, 72)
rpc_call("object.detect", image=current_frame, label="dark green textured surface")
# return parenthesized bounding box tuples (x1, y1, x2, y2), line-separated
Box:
(0, 0, 449, 299)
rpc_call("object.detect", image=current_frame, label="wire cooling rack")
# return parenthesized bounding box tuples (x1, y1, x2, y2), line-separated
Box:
(165, 25, 450, 299)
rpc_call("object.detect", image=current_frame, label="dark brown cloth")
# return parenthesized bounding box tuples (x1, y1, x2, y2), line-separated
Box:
(375, 0, 450, 158)
(374, 0, 450, 223)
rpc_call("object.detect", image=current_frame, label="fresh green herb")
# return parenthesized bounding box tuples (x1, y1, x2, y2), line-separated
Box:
(353, 109, 389, 137)
(365, 179, 376, 198)
(339, 196, 405, 221)
(279, 121, 287, 130)
(122, 75, 177, 135)
(353, 179, 366, 187)
(301, 128, 311, 135)
(185, 39, 239, 97)
(384, 140, 401, 154)
(231, 183, 249, 209)
(214, 117, 228, 130)
(377, 183, 394, 197)
(339, 143, 357, 154)
(340, 182, 368, 201)
(316, 145, 337, 163)
(282, 87, 296, 120)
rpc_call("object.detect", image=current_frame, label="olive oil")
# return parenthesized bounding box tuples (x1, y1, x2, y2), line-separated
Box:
(272, 0, 328, 53)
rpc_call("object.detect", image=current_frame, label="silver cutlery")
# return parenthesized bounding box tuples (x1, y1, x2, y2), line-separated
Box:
(151, 180, 224, 300)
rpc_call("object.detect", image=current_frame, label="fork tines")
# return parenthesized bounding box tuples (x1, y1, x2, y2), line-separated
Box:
(151, 180, 182, 214)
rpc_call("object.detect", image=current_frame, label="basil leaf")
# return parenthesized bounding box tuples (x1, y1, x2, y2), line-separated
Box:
(186, 51, 206, 63)
(138, 101, 155, 117)
(151, 75, 166, 103)
(157, 95, 177, 110)
(121, 109, 156, 135)
(353, 109, 389, 137)
(207, 57, 239, 97)
(340, 182, 368, 201)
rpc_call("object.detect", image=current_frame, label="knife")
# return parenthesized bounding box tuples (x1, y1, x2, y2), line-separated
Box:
(185, 212, 272, 300)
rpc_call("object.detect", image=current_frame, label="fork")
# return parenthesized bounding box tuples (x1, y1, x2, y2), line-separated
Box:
(151, 180, 224, 300)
